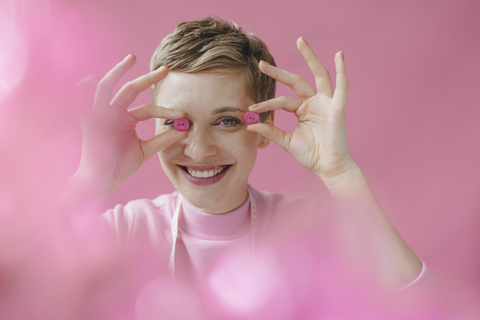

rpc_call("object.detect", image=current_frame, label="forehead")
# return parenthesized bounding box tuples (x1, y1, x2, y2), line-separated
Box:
(155, 71, 253, 110)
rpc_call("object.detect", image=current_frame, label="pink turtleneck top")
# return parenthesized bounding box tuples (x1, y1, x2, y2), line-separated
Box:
(101, 187, 446, 316)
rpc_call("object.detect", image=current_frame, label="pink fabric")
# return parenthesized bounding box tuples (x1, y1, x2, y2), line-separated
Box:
(391, 261, 449, 316)
(394, 261, 441, 297)
(101, 187, 443, 306)
(101, 187, 319, 280)
(178, 195, 253, 280)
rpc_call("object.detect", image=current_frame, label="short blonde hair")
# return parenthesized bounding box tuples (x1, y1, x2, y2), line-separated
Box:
(150, 17, 276, 122)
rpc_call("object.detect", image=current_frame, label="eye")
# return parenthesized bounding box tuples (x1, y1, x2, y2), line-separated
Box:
(164, 119, 174, 127)
(217, 117, 241, 129)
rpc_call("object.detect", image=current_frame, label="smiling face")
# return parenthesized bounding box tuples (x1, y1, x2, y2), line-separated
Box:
(155, 71, 272, 214)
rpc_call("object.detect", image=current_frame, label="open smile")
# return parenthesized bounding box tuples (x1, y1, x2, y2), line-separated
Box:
(178, 164, 233, 186)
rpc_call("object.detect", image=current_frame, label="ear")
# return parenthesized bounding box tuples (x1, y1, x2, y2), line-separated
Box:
(258, 111, 274, 149)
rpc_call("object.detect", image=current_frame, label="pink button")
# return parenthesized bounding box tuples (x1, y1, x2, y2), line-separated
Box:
(244, 111, 259, 124)
(173, 118, 189, 131)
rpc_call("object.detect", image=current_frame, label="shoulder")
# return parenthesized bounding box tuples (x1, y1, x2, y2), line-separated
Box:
(99, 191, 180, 243)
(249, 186, 328, 240)
(102, 192, 178, 221)
(250, 186, 320, 214)
(390, 261, 449, 317)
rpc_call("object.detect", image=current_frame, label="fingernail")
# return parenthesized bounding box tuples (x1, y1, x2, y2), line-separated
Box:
(154, 65, 167, 73)
(124, 53, 133, 61)
(249, 104, 259, 110)
(301, 36, 309, 45)
(80, 75, 96, 83)
(259, 60, 270, 66)
(172, 109, 184, 114)
(341, 51, 345, 61)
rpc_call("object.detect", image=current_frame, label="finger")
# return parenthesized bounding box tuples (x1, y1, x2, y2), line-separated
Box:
(141, 130, 188, 160)
(110, 66, 169, 109)
(249, 96, 302, 114)
(75, 74, 96, 91)
(94, 54, 136, 109)
(247, 123, 291, 152)
(74, 75, 97, 112)
(128, 104, 185, 122)
(333, 51, 349, 109)
(297, 37, 334, 98)
(259, 61, 316, 100)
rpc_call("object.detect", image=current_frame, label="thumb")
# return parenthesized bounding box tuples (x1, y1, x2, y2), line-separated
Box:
(141, 130, 188, 160)
(247, 123, 290, 152)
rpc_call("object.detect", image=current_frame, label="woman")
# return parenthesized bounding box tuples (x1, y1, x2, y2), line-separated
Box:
(70, 17, 444, 318)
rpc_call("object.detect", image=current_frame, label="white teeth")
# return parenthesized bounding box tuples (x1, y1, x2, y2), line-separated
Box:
(186, 165, 227, 178)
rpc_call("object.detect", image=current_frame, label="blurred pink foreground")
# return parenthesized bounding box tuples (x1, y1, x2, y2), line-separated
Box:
(1, 0, 478, 319)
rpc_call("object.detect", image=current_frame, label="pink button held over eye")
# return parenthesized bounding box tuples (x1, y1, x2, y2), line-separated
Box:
(173, 118, 189, 131)
(244, 111, 259, 125)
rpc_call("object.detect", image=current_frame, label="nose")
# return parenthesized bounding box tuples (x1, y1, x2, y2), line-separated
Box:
(183, 127, 218, 162)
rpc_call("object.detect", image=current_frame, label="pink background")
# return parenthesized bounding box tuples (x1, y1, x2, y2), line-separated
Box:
(1, 0, 479, 318)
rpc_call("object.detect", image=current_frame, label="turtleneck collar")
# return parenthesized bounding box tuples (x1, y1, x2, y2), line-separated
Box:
(178, 195, 251, 240)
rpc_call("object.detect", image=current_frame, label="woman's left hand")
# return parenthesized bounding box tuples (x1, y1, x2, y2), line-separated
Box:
(247, 37, 357, 185)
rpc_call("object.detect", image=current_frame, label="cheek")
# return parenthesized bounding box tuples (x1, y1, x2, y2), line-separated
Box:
(240, 129, 263, 148)
(160, 143, 180, 158)
(158, 140, 184, 167)
(216, 130, 259, 160)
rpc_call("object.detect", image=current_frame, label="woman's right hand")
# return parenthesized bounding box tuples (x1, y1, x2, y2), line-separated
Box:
(74, 54, 187, 198)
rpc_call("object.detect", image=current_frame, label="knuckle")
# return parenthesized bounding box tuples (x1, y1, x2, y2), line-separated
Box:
(280, 96, 294, 108)
(318, 71, 330, 81)
(146, 73, 157, 86)
(270, 67, 279, 78)
(293, 75, 303, 84)
(282, 134, 290, 150)
(143, 103, 154, 113)
(128, 107, 141, 120)
(96, 78, 109, 91)
(122, 81, 137, 94)
(292, 75, 304, 89)
(305, 54, 315, 63)
(142, 143, 151, 160)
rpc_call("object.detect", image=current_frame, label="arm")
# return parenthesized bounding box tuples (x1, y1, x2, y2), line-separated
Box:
(323, 162, 422, 291)
(247, 38, 421, 291)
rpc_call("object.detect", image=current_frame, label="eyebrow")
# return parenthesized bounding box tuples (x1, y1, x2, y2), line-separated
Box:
(211, 107, 246, 115)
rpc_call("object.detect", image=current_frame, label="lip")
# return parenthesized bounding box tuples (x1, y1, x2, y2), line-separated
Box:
(177, 164, 232, 186)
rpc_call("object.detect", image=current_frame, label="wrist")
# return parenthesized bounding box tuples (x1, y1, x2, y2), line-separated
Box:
(315, 158, 360, 187)
(70, 167, 117, 201)
(316, 162, 371, 201)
